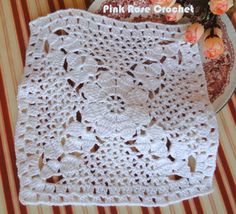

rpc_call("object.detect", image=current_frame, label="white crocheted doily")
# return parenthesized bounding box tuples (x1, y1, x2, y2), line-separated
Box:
(15, 9, 219, 206)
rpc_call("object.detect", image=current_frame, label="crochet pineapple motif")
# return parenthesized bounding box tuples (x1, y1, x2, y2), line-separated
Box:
(15, 9, 219, 206)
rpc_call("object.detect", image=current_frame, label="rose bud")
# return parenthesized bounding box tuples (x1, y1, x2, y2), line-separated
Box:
(184, 23, 205, 44)
(150, 0, 176, 7)
(204, 27, 223, 40)
(203, 37, 224, 59)
(210, 0, 230, 15)
(165, 3, 184, 22)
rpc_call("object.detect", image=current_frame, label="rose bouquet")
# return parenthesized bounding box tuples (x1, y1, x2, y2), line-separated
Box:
(151, 0, 234, 59)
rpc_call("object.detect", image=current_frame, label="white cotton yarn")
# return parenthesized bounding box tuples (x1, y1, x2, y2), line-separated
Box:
(14, 9, 219, 206)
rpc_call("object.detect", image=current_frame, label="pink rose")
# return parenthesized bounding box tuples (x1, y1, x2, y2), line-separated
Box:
(210, 0, 229, 15)
(165, 3, 184, 22)
(184, 23, 205, 44)
(203, 37, 224, 59)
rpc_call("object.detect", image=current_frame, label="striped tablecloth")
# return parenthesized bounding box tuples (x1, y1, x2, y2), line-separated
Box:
(0, 0, 235, 213)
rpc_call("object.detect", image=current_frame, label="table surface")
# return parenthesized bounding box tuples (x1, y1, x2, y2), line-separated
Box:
(0, 0, 235, 214)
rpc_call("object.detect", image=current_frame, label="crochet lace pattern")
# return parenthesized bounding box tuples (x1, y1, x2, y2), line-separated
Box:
(15, 9, 219, 206)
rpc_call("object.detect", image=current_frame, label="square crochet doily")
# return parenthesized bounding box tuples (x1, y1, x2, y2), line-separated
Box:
(14, 9, 219, 206)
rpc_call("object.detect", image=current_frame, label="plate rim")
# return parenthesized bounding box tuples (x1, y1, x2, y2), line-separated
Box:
(212, 14, 236, 112)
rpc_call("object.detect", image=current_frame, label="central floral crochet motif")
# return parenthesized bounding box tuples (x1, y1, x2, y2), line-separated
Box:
(106, 95, 125, 114)
(68, 63, 151, 139)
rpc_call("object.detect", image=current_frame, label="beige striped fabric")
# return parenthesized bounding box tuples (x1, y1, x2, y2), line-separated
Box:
(0, 0, 235, 213)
